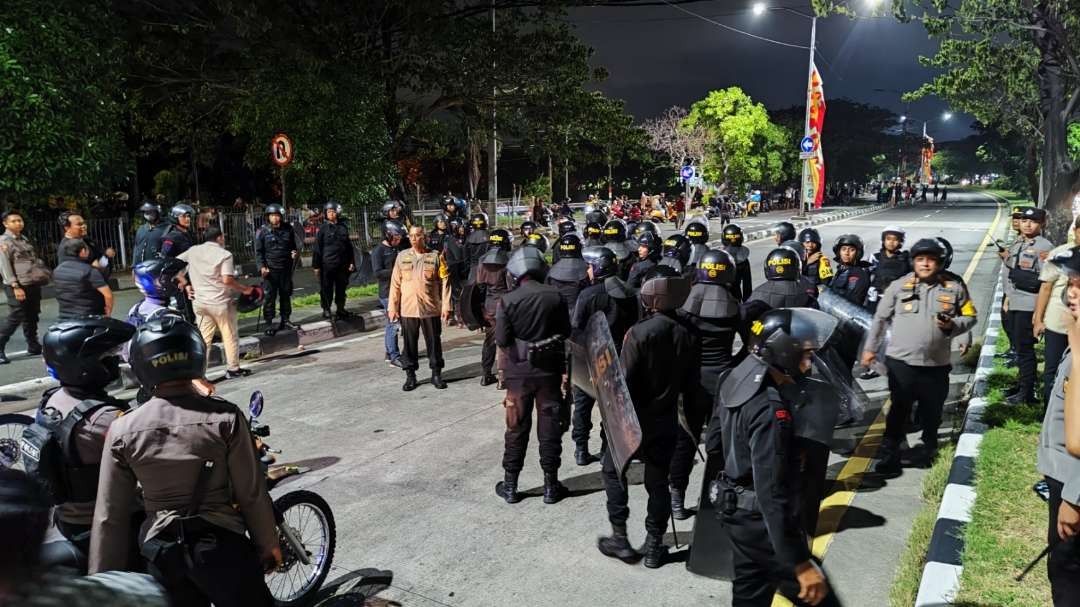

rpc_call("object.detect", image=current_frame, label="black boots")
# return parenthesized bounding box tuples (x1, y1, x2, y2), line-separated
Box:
(875, 440, 902, 475)
(403, 371, 418, 392)
(495, 471, 520, 504)
(431, 372, 448, 390)
(543, 472, 569, 505)
(322, 309, 332, 319)
(670, 486, 692, 520)
(597, 524, 638, 563)
(575, 446, 594, 466)
(480, 373, 498, 386)
(640, 533, 668, 569)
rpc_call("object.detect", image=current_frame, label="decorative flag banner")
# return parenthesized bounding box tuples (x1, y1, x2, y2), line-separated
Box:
(802, 62, 827, 209)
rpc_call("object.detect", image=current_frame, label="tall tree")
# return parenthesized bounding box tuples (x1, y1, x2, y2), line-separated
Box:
(642, 106, 709, 185)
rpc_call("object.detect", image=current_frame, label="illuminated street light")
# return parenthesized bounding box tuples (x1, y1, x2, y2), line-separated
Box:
(752, 2, 767, 16)
(942, 112, 953, 120)
(899, 115, 907, 122)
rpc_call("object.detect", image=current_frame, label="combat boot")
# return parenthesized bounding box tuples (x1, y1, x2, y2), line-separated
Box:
(479, 372, 498, 386)
(597, 524, 638, 563)
(495, 471, 521, 504)
(403, 371, 418, 392)
(431, 371, 448, 390)
(542, 472, 569, 504)
(874, 440, 902, 475)
(670, 486, 692, 520)
(640, 533, 668, 569)
(575, 445, 594, 466)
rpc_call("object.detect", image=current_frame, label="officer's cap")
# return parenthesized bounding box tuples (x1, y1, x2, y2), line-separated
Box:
(1019, 207, 1047, 222)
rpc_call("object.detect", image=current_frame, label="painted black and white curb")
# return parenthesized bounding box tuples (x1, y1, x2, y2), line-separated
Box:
(706, 203, 888, 249)
(914, 273, 1004, 606)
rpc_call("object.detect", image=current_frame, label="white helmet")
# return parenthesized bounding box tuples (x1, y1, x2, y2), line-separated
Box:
(881, 225, 905, 243)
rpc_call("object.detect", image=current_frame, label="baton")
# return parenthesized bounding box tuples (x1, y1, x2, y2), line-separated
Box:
(1015, 545, 1051, 582)
(670, 513, 681, 550)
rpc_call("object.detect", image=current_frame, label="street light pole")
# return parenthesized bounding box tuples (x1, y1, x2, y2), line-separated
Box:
(798, 15, 817, 218)
(488, 0, 498, 215)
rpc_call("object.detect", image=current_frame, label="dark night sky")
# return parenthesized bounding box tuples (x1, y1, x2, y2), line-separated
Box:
(569, 1, 974, 141)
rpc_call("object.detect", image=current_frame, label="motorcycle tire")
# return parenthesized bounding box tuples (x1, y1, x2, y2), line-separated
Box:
(267, 490, 337, 607)
(0, 413, 33, 471)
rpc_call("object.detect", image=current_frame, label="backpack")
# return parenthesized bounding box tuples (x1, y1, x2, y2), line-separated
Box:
(21, 387, 122, 505)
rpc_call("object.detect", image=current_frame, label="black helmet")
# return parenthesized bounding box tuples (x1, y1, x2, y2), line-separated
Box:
(696, 249, 736, 285)
(557, 218, 577, 237)
(381, 200, 404, 217)
(519, 221, 537, 237)
(556, 234, 583, 259)
(488, 228, 511, 252)
(449, 217, 466, 235)
(832, 234, 865, 261)
(582, 246, 618, 280)
(324, 200, 342, 213)
(426, 231, 446, 252)
(722, 224, 744, 247)
(129, 314, 207, 389)
(264, 203, 284, 217)
(640, 276, 691, 312)
(470, 213, 489, 231)
(133, 258, 187, 300)
(632, 221, 659, 238)
(140, 201, 161, 219)
(506, 246, 548, 283)
(524, 232, 549, 253)
(661, 234, 691, 265)
(798, 228, 821, 246)
(747, 308, 838, 377)
(236, 286, 265, 313)
(764, 247, 802, 281)
(1049, 246, 1080, 278)
(772, 222, 796, 242)
(602, 219, 627, 244)
(909, 237, 947, 262)
(684, 218, 709, 244)
(433, 213, 450, 232)
(170, 204, 195, 221)
(881, 225, 906, 244)
(44, 317, 136, 388)
(443, 196, 458, 211)
(936, 237, 954, 269)
(383, 219, 406, 241)
(585, 221, 603, 239)
(636, 232, 662, 260)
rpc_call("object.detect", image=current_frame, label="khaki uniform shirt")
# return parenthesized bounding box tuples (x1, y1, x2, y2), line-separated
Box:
(1039, 350, 1080, 505)
(1004, 235, 1054, 312)
(89, 385, 276, 574)
(1039, 243, 1073, 334)
(0, 232, 47, 286)
(867, 271, 977, 367)
(177, 242, 235, 307)
(388, 249, 452, 319)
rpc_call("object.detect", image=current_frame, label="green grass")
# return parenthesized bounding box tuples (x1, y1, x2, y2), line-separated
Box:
(978, 188, 1035, 208)
(889, 443, 957, 607)
(237, 284, 379, 319)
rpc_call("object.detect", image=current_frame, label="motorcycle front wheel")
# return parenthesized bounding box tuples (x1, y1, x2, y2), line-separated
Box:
(0, 413, 33, 471)
(267, 490, 336, 607)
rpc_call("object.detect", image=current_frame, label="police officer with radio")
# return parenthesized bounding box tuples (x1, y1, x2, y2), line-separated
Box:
(628, 232, 662, 288)
(571, 247, 639, 465)
(703, 308, 842, 606)
(868, 226, 911, 313)
(722, 224, 753, 301)
(864, 238, 977, 472)
(747, 248, 819, 310)
(477, 230, 513, 386)
(465, 213, 490, 282)
(133, 202, 163, 265)
(23, 318, 136, 562)
(598, 276, 699, 569)
(670, 249, 739, 520)
(312, 201, 355, 320)
(799, 228, 833, 289)
(90, 315, 280, 606)
(494, 247, 572, 505)
(999, 206, 1054, 404)
(254, 204, 299, 335)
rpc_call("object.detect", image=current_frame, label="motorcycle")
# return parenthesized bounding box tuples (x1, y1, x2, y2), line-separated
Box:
(249, 391, 338, 607)
(0, 413, 33, 470)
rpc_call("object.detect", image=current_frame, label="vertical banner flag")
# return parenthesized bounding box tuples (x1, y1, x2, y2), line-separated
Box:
(802, 63, 826, 209)
(921, 131, 935, 184)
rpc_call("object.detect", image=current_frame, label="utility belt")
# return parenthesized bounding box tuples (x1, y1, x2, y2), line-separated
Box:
(509, 335, 566, 373)
(1008, 264, 1041, 294)
(140, 461, 217, 580)
(708, 474, 758, 514)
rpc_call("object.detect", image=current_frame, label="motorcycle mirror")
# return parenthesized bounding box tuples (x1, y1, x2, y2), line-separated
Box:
(249, 391, 264, 418)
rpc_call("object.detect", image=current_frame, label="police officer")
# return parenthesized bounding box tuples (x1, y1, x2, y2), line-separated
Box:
(999, 206, 1054, 404)
(90, 315, 280, 606)
(628, 232, 662, 288)
(670, 249, 739, 521)
(524, 232, 549, 254)
(0, 210, 47, 363)
(476, 229, 513, 386)
(658, 234, 694, 279)
(747, 247, 818, 310)
(864, 238, 977, 472)
(432, 213, 452, 238)
(583, 221, 604, 247)
(445, 217, 469, 324)
(867, 226, 911, 313)
(132, 202, 163, 265)
(494, 247, 572, 505)
(547, 234, 589, 314)
(312, 201, 356, 320)
(799, 228, 833, 289)
(601, 219, 633, 277)
(721, 224, 753, 301)
(997, 207, 1026, 364)
(585, 203, 607, 227)
(381, 199, 411, 228)
(597, 276, 698, 569)
(516, 221, 537, 248)
(772, 221, 796, 246)
(154, 204, 196, 259)
(254, 204, 299, 335)
(684, 216, 710, 266)
(571, 247, 638, 465)
(28, 318, 135, 561)
(372, 220, 406, 366)
(465, 213, 490, 282)
(827, 234, 872, 307)
(388, 226, 453, 391)
(703, 307, 841, 606)
(441, 196, 461, 221)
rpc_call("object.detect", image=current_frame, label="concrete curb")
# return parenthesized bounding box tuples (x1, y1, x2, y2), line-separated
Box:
(914, 271, 1004, 606)
(705, 203, 888, 249)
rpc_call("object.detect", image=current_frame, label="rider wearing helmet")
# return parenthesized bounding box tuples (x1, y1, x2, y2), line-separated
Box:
(128, 257, 187, 332)
(798, 228, 833, 288)
(546, 234, 589, 314)
(476, 229, 513, 386)
(312, 201, 356, 320)
(827, 234, 871, 307)
(746, 247, 818, 310)
(658, 234, 693, 279)
(868, 226, 912, 313)
(465, 213, 490, 281)
(255, 204, 300, 335)
(89, 315, 281, 605)
(721, 224, 753, 301)
(628, 232, 663, 288)
(703, 308, 840, 606)
(372, 220, 407, 366)
(598, 275, 697, 570)
(516, 221, 538, 248)
(133, 201, 163, 265)
(494, 246, 572, 505)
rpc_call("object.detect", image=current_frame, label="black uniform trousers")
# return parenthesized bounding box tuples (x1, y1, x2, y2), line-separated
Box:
(318, 265, 350, 313)
(261, 268, 293, 322)
(725, 509, 843, 607)
(146, 524, 273, 607)
(0, 284, 41, 349)
(1044, 330, 1069, 409)
(482, 313, 497, 375)
(502, 376, 563, 474)
(571, 386, 599, 450)
(399, 316, 444, 371)
(1008, 310, 1038, 396)
(669, 386, 712, 494)
(884, 358, 950, 448)
(1046, 476, 1080, 607)
(601, 439, 674, 536)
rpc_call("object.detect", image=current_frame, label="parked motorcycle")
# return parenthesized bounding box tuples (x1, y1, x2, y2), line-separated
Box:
(0, 413, 33, 470)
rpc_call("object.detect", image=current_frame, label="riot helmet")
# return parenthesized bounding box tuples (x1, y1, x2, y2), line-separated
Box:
(722, 224, 745, 247)
(696, 249, 736, 285)
(764, 247, 802, 281)
(832, 234, 865, 262)
(798, 228, 821, 247)
(661, 234, 692, 266)
(909, 237, 947, 262)
(684, 218, 709, 244)
(140, 201, 161, 222)
(747, 308, 838, 378)
(44, 317, 136, 388)
(636, 232, 662, 261)
(264, 203, 284, 218)
(936, 237, 954, 269)
(881, 225, 906, 244)
(129, 314, 208, 389)
(443, 196, 458, 214)
(772, 222, 796, 243)
(582, 246, 618, 280)
(470, 213, 489, 231)
(557, 218, 577, 237)
(324, 200, 342, 214)
(170, 204, 195, 222)
(632, 221, 659, 239)
(381, 199, 404, 219)
(602, 219, 628, 244)
(519, 221, 537, 238)
(448, 217, 467, 236)
(506, 246, 549, 283)
(433, 213, 450, 233)
(556, 234, 584, 259)
(383, 219, 406, 242)
(585, 221, 603, 240)
(487, 228, 511, 252)
(639, 276, 691, 312)
(524, 232, 549, 253)
(133, 258, 187, 300)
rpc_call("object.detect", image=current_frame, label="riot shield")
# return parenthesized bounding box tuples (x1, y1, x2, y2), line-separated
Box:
(686, 452, 735, 580)
(584, 311, 642, 480)
(812, 351, 868, 426)
(457, 282, 487, 330)
(567, 338, 596, 399)
(817, 289, 888, 376)
(350, 246, 374, 285)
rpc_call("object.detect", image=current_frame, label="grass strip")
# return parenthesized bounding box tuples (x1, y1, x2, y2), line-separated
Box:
(238, 284, 379, 319)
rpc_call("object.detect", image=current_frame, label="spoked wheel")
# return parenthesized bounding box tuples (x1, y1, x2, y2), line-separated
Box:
(267, 490, 336, 607)
(0, 413, 32, 471)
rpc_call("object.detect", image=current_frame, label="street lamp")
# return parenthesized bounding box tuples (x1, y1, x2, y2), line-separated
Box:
(942, 112, 953, 121)
(752, 2, 766, 16)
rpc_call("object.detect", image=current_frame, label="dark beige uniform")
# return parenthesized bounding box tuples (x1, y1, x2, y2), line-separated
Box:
(0, 231, 47, 353)
(89, 384, 276, 606)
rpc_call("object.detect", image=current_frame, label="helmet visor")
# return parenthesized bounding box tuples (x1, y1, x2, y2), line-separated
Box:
(785, 308, 839, 351)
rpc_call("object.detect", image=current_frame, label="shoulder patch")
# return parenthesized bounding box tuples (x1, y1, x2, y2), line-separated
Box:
(775, 409, 792, 423)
